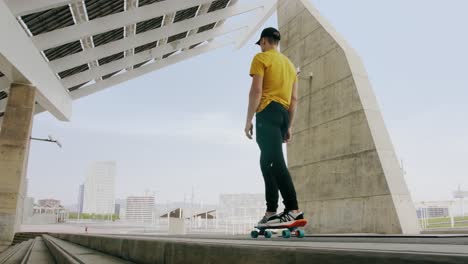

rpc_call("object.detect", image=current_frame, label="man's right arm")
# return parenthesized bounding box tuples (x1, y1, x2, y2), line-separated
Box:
(288, 80, 298, 129)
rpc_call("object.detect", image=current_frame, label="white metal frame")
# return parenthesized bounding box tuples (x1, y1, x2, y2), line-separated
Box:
(71, 38, 235, 99)
(0, 0, 277, 122)
(0, 0, 72, 120)
(62, 23, 245, 88)
(49, 1, 262, 73)
(32, 0, 221, 50)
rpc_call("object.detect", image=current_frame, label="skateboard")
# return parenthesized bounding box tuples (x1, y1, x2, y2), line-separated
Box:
(251, 219, 307, 239)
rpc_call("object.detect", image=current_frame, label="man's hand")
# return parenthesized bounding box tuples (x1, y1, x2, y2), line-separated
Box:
(244, 121, 253, 139)
(283, 127, 292, 143)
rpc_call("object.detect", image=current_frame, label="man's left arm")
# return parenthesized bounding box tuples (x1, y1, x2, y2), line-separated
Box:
(244, 75, 263, 139)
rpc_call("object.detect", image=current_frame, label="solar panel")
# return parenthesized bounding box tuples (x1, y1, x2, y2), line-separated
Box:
(167, 32, 188, 43)
(85, 0, 125, 20)
(98, 52, 125, 66)
(133, 60, 152, 69)
(102, 71, 120, 80)
(135, 41, 158, 54)
(68, 82, 89, 92)
(208, 0, 231, 13)
(93, 28, 124, 47)
(58, 64, 89, 79)
(189, 42, 204, 49)
(198, 23, 217, 33)
(138, 0, 165, 8)
(174, 6, 199, 23)
(43, 40, 83, 61)
(195, 1, 229, 34)
(21, 5, 74, 36)
(162, 51, 178, 59)
(136, 17, 164, 35)
(9, 0, 246, 97)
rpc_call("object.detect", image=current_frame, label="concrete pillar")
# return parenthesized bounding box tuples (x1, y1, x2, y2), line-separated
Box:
(0, 84, 36, 247)
(278, 0, 420, 234)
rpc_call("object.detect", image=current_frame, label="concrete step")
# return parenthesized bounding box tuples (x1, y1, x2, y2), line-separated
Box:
(12, 233, 47, 246)
(25, 237, 55, 264)
(42, 235, 133, 264)
(50, 233, 468, 264)
(0, 239, 34, 264)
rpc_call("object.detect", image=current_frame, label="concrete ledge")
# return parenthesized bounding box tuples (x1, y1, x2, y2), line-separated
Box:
(0, 238, 34, 263)
(50, 233, 468, 264)
(43, 234, 132, 264)
(27, 237, 55, 264)
(422, 229, 468, 235)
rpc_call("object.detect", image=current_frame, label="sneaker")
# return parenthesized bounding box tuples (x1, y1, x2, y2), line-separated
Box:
(263, 211, 304, 227)
(257, 213, 276, 225)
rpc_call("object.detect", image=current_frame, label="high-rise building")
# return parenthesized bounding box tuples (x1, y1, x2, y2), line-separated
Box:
(83, 161, 116, 214)
(126, 195, 155, 223)
(77, 184, 84, 213)
(114, 203, 120, 216)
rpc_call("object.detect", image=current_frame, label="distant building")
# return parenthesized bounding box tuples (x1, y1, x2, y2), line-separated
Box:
(22, 197, 34, 224)
(77, 184, 84, 213)
(126, 196, 155, 223)
(38, 199, 61, 208)
(83, 161, 116, 214)
(417, 206, 449, 218)
(217, 193, 270, 221)
(30, 198, 67, 224)
(115, 198, 126, 219)
(114, 203, 120, 216)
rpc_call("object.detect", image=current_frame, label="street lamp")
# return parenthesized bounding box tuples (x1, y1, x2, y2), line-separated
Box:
(30, 134, 62, 148)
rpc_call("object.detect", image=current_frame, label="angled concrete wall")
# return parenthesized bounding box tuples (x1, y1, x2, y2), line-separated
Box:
(278, 0, 420, 234)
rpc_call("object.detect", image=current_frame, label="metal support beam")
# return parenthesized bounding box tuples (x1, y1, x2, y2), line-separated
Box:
(49, 1, 261, 72)
(155, 12, 176, 61)
(125, 0, 139, 71)
(181, 3, 210, 52)
(71, 39, 234, 99)
(236, 0, 277, 49)
(0, 1, 72, 121)
(5, 0, 79, 17)
(69, 1, 99, 83)
(62, 24, 245, 88)
(32, 0, 218, 50)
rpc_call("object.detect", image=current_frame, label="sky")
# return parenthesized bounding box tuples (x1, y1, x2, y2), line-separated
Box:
(27, 0, 468, 207)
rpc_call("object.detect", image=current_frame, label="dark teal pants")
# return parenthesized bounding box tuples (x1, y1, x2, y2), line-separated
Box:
(256, 101, 298, 212)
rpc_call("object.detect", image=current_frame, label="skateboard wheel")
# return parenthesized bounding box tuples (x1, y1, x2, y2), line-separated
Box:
(296, 229, 305, 238)
(264, 231, 273, 238)
(282, 230, 291, 238)
(251, 230, 259, 238)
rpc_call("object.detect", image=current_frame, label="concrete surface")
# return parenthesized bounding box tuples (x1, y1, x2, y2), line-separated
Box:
(27, 237, 55, 264)
(278, 0, 420, 234)
(43, 234, 132, 263)
(0, 84, 36, 247)
(49, 233, 468, 264)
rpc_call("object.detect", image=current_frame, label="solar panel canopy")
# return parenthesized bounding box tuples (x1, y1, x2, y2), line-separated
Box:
(0, 0, 275, 121)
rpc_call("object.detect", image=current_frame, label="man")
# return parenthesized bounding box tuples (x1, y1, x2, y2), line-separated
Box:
(244, 27, 305, 226)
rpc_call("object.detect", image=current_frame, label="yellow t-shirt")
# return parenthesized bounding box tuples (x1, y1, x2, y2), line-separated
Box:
(249, 49, 297, 112)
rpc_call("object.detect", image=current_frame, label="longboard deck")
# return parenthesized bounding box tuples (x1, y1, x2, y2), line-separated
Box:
(251, 219, 308, 239)
(254, 219, 307, 230)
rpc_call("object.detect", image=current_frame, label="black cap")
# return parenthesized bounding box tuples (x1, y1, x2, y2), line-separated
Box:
(255, 27, 281, 45)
